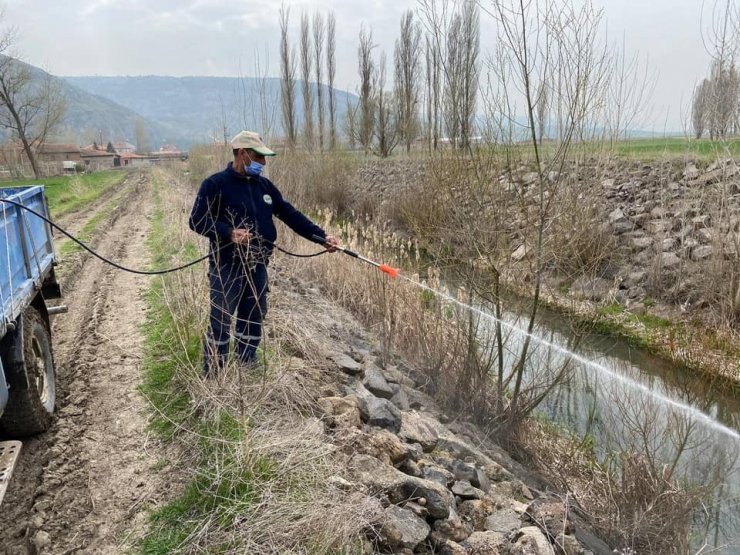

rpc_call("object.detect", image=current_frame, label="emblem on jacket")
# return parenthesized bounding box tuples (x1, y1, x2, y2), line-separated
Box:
(263, 194, 273, 205)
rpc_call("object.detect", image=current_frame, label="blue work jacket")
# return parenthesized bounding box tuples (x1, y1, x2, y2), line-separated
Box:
(189, 162, 326, 266)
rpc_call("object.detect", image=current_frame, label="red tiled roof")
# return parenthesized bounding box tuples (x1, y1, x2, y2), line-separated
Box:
(38, 143, 80, 154)
(80, 149, 116, 158)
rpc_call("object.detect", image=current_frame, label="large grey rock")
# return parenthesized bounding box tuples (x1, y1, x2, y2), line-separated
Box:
(691, 245, 714, 261)
(696, 227, 714, 244)
(350, 455, 455, 519)
(378, 505, 431, 551)
(631, 236, 653, 249)
(526, 497, 575, 538)
(608, 208, 626, 223)
(381, 364, 415, 388)
(436, 435, 517, 481)
(354, 429, 415, 464)
(357, 395, 402, 432)
(512, 244, 529, 262)
(647, 219, 672, 234)
(621, 271, 647, 289)
(458, 498, 496, 531)
(452, 480, 486, 500)
(318, 396, 362, 429)
(659, 251, 682, 270)
(486, 508, 523, 534)
(433, 507, 473, 543)
(399, 411, 441, 451)
(510, 526, 552, 555)
(363, 363, 395, 399)
(430, 533, 468, 555)
(462, 531, 507, 554)
(420, 462, 456, 488)
(331, 353, 364, 376)
(390, 384, 411, 411)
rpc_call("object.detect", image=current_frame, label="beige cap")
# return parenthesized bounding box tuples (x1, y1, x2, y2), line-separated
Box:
(230, 131, 276, 156)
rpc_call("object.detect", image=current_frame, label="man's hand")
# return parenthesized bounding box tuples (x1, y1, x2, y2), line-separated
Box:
(324, 234, 339, 252)
(231, 228, 252, 245)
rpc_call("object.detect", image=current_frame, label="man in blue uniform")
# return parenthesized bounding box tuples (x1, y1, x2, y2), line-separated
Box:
(189, 131, 337, 376)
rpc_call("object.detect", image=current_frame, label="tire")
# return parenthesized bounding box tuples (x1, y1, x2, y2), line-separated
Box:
(0, 307, 55, 436)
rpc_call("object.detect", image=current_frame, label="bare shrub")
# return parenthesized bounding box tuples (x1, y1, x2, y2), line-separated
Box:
(521, 417, 720, 555)
(186, 144, 231, 185)
(545, 174, 618, 278)
(145, 167, 377, 553)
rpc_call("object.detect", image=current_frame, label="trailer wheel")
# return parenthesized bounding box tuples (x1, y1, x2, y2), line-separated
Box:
(0, 307, 55, 436)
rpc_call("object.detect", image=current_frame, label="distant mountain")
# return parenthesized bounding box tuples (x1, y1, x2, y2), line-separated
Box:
(64, 75, 359, 149)
(0, 58, 180, 148)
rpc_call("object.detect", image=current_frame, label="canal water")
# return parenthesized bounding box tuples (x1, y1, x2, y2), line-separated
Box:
(408, 276, 739, 553)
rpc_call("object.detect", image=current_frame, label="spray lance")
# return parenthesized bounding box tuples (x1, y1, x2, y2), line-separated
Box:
(311, 234, 399, 279)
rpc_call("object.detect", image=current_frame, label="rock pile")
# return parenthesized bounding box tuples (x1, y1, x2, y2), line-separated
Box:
(353, 157, 740, 314)
(320, 347, 604, 554)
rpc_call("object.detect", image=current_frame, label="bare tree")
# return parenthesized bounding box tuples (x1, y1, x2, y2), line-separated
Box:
(357, 25, 376, 153)
(701, 0, 740, 139)
(326, 12, 337, 150)
(536, 79, 549, 144)
(442, 2, 479, 149)
(279, 5, 297, 148)
(394, 11, 422, 153)
(134, 117, 151, 154)
(300, 12, 314, 148)
(313, 13, 325, 151)
(425, 35, 442, 151)
(0, 30, 65, 178)
(457, 1, 479, 149)
(707, 59, 739, 139)
(692, 79, 710, 139)
(374, 52, 399, 157)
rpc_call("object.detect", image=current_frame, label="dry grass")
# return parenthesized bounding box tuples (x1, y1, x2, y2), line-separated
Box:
(141, 166, 377, 553)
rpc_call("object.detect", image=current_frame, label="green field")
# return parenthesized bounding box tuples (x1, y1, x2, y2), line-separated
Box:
(0, 169, 129, 217)
(612, 137, 740, 158)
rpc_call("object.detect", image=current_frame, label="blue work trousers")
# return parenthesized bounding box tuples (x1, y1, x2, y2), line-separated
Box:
(203, 260, 268, 376)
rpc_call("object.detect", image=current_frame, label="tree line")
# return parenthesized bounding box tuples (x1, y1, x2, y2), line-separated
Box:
(691, 0, 740, 140)
(279, 1, 481, 157)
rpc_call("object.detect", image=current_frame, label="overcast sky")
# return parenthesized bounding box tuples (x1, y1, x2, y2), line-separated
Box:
(2, 0, 718, 132)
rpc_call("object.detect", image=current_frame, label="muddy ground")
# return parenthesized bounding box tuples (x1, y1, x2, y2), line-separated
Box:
(1, 172, 166, 554)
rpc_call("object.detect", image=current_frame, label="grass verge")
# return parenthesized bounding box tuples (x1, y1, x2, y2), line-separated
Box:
(2, 169, 128, 217)
(137, 167, 372, 554)
(57, 197, 122, 258)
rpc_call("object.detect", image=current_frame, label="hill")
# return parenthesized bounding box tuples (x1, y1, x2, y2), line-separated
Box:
(64, 75, 358, 148)
(0, 58, 181, 148)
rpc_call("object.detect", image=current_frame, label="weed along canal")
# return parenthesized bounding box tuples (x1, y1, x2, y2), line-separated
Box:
(464, 294, 740, 552)
(409, 272, 740, 555)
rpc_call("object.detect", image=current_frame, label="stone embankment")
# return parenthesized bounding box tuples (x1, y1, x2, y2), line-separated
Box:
(354, 157, 739, 313)
(350, 157, 740, 379)
(568, 158, 739, 309)
(319, 342, 608, 554)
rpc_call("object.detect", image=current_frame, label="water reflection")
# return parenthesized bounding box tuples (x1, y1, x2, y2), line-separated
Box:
(475, 302, 740, 553)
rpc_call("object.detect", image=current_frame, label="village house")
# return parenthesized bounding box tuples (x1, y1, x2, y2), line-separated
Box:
(79, 148, 118, 171)
(0, 142, 82, 177)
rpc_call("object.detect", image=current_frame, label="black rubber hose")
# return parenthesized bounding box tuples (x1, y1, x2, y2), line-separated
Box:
(0, 197, 328, 276)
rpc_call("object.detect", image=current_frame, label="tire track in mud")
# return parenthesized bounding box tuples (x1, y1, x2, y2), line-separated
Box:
(1, 170, 162, 554)
(53, 171, 135, 236)
(53, 173, 146, 294)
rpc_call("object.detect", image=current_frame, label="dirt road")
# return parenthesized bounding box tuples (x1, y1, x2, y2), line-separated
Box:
(2, 171, 163, 554)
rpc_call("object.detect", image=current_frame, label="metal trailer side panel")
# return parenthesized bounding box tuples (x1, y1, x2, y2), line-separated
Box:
(0, 186, 56, 340)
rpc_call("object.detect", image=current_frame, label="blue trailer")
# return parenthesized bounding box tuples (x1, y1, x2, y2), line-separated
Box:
(0, 185, 63, 503)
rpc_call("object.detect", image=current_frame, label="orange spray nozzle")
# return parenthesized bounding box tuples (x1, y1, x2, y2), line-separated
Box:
(379, 264, 399, 279)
